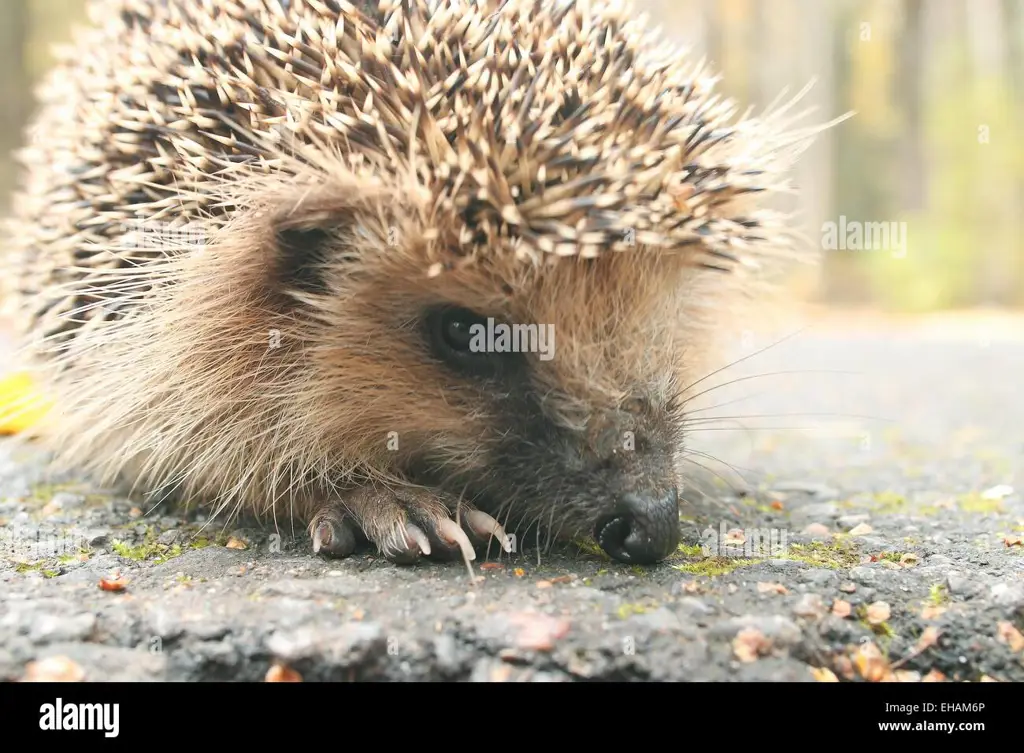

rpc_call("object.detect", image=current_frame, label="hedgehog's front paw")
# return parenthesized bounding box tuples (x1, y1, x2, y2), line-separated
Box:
(309, 486, 513, 565)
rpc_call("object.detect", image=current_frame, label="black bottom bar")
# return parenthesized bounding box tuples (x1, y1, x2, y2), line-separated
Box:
(3, 681, 1008, 743)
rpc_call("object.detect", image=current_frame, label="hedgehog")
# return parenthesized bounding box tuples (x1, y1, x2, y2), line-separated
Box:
(1, 0, 838, 567)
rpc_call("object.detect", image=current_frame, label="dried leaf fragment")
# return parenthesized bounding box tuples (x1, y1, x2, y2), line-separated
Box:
(810, 666, 839, 682)
(99, 570, 128, 591)
(723, 528, 745, 546)
(866, 601, 891, 625)
(832, 599, 852, 618)
(833, 654, 856, 680)
(915, 626, 941, 652)
(225, 537, 247, 550)
(733, 627, 771, 663)
(489, 663, 514, 681)
(996, 621, 1024, 652)
(510, 612, 571, 651)
(22, 656, 85, 682)
(265, 663, 302, 682)
(853, 641, 890, 682)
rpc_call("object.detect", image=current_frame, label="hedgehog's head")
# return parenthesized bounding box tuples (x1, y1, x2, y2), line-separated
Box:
(213, 0, 818, 565)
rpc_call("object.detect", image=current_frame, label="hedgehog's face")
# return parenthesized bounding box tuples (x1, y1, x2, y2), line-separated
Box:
(413, 259, 689, 564)
(281, 209, 701, 564)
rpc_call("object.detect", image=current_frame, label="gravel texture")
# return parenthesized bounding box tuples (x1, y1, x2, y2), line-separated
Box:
(1, 311, 1022, 682)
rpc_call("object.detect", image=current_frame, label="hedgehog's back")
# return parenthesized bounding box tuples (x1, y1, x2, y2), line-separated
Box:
(3, 0, 385, 354)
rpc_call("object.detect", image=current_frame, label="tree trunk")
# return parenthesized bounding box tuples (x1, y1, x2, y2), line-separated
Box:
(897, 0, 925, 214)
(0, 0, 30, 216)
(1004, 0, 1024, 304)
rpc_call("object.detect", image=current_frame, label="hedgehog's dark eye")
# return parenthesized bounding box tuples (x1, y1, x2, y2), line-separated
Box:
(425, 305, 521, 378)
(440, 308, 479, 352)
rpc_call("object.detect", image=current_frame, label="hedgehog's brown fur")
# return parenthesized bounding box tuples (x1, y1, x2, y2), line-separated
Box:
(2, 0, 836, 565)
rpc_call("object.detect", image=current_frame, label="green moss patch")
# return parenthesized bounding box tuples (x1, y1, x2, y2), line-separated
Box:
(616, 601, 660, 619)
(672, 556, 761, 577)
(867, 491, 907, 514)
(928, 584, 949, 606)
(956, 492, 1004, 515)
(572, 538, 609, 559)
(112, 526, 184, 564)
(780, 540, 861, 569)
(28, 482, 85, 502)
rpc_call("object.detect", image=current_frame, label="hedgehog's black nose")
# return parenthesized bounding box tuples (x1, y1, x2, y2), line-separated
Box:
(596, 488, 680, 564)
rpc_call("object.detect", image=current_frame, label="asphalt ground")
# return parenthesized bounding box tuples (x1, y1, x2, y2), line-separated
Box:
(1, 309, 1022, 682)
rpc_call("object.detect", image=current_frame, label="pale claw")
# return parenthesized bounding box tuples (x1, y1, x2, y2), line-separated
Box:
(437, 518, 476, 562)
(311, 516, 356, 558)
(466, 510, 513, 553)
(405, 523, 431, 556)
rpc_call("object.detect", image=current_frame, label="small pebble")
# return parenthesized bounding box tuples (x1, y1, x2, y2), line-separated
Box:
(792, 502, 839, 521)
(990, 582, 1024, 609)
(770, 481, 840, 499)
(51, 492, 85, 509)
(946, 572, 977, 596)
(837, 514, 870, 530)
(793, 593, 826, 619)
(801, 523, 831, 537)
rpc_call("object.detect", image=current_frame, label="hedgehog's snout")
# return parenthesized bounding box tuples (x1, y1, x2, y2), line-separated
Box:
(595, 487, 680, 564)
(578, 402, 681, 564)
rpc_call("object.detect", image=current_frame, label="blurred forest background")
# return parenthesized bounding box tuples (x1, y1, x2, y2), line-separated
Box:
(0, 0, 1022, 311)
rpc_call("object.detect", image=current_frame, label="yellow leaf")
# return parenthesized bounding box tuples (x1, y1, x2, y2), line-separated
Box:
(853, 642, 890, 682)
(0, 372, 52, 434)
(810, 667, 839, 682)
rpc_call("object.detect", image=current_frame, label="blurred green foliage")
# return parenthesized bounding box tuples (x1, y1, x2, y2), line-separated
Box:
(864, 45, 1024, 311)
